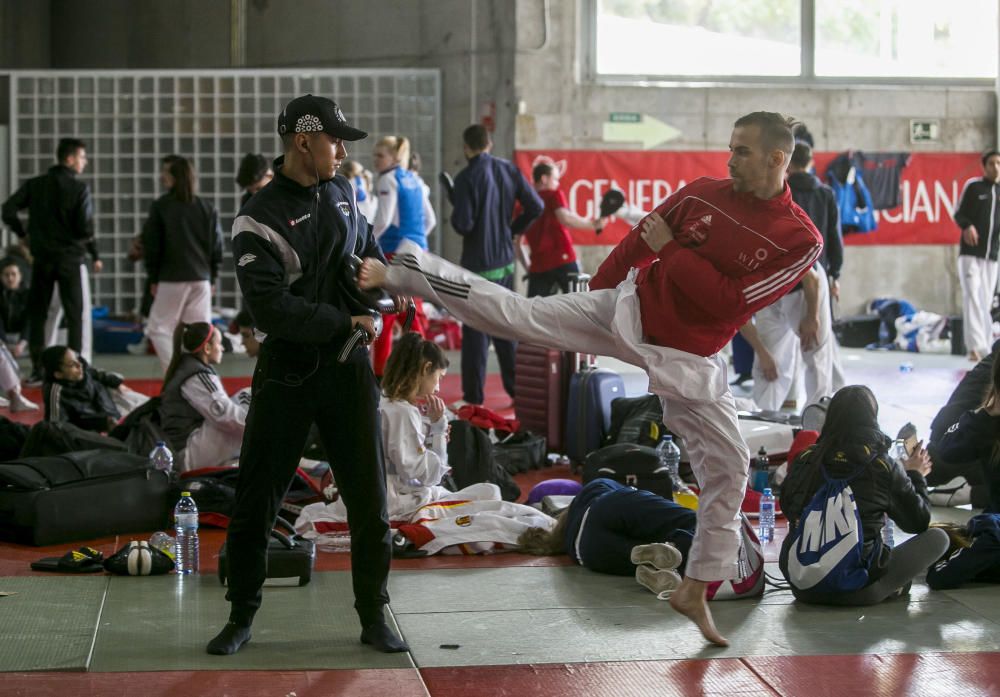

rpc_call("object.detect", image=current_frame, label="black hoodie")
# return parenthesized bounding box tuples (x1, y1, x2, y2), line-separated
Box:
(788, 171, 843, 279)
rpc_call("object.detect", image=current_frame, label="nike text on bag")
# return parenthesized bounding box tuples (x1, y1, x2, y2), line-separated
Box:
(786, 461, 876, 593)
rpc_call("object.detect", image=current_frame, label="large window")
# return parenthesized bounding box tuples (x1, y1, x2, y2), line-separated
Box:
(592, 0, 998, 81)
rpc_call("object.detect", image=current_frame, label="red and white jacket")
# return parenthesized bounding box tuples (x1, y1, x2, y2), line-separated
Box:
(592, 177, 823, 357)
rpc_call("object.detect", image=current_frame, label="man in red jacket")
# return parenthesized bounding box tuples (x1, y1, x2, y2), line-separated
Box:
(361, 112, 822, 646)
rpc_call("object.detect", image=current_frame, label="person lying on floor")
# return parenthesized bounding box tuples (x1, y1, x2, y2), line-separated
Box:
(517, 477, 764, 600)
(159, 322, 249, 472)
(41, 345, 148, 433)
(297, 332, 525, 524)
(779, 385, 948, 605)
(926, 516, 1000, 590)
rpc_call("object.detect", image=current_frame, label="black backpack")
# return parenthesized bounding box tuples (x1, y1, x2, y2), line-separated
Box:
(109, 396, 167, 457)
(605, 394, 670, 447)
(446, 420, 521, 502)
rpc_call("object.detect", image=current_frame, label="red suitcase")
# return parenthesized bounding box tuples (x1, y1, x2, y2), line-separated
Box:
(514, 343, 571, 453)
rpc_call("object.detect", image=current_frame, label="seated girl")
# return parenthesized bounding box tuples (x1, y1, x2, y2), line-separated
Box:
(518, 477, 764, 600)
(935, 356, 1000, 512)
(779, 385, 949, 605)
(926, 516, 1000, 590)
(159, 322, 249, 472)
(296, 333, 553, 552)
(0, 258, 36, 411)
(41, 346, 147, 432)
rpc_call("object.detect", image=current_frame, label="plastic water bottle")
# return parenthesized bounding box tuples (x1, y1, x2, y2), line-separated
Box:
(752, 447, 770, 493)
(882, 513, 895, 548)
(878, 320, 890, 347)
(173, 492, 199, 574)
(899, 362, 914, 373)
(150, 441, 174, 475)
(148, 531, 175, 560)
(657, 436, 699, 510)
(759, 488, 775, 543)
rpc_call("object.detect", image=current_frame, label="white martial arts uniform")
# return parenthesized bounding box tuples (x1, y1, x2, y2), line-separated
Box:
(176, 375, 249, 472)
(381, 241, 749, 580)
(146, 281, 213, 372)
(306, 397, 500, 523)
(0, 344, 21, 395)
(959, 254, 999, 358)
(751, 269, 836, 411)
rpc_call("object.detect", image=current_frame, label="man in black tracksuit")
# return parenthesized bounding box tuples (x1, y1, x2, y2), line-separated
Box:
(2, 138, 99, 380)
(206, 95, 407, 656)
(956, 150, 1000, 361)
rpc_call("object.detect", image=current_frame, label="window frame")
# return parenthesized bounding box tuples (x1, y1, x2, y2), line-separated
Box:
(582, 0, 998, 87)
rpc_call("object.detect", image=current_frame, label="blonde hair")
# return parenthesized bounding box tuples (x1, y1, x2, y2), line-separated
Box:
(516, 510, 570, 555)
(375, 135, 411, 168)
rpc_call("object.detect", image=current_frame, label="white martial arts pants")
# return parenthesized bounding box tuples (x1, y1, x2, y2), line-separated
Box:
(44, 265, 93, 363)
(382, 241, 748, 581)
(0, 344, 20, 394)
(958, 254, 998, 358)
(751, 271, 836, 411)
(146, 281, 212, 372)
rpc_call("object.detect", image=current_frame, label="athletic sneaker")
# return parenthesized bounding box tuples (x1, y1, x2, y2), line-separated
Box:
(630, 541, 682, 571)
(10, 393, 38, 412)
(0, 395, 8, 409)
(635, 563, 682, 598)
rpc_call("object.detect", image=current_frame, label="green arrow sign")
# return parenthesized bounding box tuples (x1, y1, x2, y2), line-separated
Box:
(603, 114, 680, 149)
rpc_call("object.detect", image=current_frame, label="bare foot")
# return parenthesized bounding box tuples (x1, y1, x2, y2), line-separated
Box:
(358, 258, 387, 290)
(668, 577, 729, 647)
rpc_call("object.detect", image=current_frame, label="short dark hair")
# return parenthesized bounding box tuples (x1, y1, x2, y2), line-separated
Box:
(790, 142, 813, 170)
(532, 162, 554, 183)
(0, 257, 20, 274)
(234, 309, 254, 329)
(236, 153, 270, 187)
(57, 138, 86, 162)
(463, 124, 490, 152)
(983, 149, 1000, 167)
(733, 112, 796, 157)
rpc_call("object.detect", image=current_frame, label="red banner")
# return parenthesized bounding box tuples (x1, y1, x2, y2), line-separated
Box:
(513, 150, 984, 246)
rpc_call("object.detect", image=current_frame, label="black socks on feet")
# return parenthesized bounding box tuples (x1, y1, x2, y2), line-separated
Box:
(360, 620, 410, 653)
(206, 622, 252, 655)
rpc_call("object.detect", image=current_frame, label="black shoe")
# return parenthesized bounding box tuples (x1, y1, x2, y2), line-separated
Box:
(24, 371, 43, 388)
(391, 532, 427, 559)
(730, 373, 752, 387)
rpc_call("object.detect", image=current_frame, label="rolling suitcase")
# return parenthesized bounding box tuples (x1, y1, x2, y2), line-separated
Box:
(514, 343, 571, 453)
(563, 272, 626, 466)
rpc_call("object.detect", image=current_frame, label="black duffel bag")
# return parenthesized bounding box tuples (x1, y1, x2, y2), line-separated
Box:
(494, 431, 547, 474)
(582, 443, 673, 499)
(0, 449, 172, 546)
(218, 517, 315, 587)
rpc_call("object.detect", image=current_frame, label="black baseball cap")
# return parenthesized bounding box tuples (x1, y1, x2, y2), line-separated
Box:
(277, 94, 367, 142)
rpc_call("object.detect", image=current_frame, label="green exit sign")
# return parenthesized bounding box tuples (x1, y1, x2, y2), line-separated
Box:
(609, 112, 641, 123)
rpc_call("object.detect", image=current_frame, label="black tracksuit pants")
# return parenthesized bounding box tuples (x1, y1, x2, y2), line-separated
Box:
(461, 273, 516, 404)
(29, 254, 85, 364)
(224, 342, 391, 627)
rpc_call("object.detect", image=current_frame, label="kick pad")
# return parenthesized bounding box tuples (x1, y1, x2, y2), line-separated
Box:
(89, 572, 413, 672)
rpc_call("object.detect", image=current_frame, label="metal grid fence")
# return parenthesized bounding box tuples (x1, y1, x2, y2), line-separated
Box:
(7, 69, 441, 315)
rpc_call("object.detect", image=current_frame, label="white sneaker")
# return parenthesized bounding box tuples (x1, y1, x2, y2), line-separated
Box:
(630, 541, 682, 571)
(0, 395, 9, 409)
(636, 563, 682, 598)
(10, 393, 39, 412)
(126, 337, 149, 355)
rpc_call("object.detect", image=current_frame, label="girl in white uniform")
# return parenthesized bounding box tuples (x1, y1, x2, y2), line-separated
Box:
(159, 322, 249, 472)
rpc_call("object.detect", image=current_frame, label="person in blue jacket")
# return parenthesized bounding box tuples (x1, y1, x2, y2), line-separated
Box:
(450, 124, 543, 407)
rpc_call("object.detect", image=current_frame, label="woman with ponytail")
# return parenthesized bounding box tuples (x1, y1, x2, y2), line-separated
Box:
(369, 135, 436, 377)
(159, 321, 249, 471)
